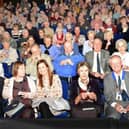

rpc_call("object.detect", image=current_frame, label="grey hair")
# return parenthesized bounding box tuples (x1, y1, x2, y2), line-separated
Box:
(115, 39, 127, 50)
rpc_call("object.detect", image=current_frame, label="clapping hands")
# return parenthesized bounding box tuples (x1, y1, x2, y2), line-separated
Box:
(74, 92, 97, 105)
(60, 59, 73, 65)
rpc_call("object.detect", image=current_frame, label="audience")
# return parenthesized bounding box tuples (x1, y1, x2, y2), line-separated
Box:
(0, 0, 129, 119)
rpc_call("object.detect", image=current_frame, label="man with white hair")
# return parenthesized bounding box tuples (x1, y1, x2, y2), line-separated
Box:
(104, 54, 129, 119)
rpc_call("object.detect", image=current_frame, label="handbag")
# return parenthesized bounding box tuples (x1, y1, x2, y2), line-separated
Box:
(4, 100, 25, 118)
(49, 98, 71, 111)
(71, 102, 100, 118)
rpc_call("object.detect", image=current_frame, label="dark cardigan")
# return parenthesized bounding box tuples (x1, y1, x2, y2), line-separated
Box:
(70, 77, 101, 105)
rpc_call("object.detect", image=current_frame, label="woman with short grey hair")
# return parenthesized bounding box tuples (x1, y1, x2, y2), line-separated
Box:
(112, 39, 129, 71)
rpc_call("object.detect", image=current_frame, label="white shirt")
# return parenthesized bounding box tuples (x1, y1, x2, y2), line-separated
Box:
(0, 63, 4, 77)
(114, 72, 127, 93)
(111, 71, 128, 107)
(92, 52, 104, 74)
(83, 40, 93, 55)
(78, 77, 89, 91)
(113, 52, 129, 67)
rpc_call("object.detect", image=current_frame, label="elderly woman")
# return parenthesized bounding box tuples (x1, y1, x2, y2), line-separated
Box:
(113, 39, 129, 71)
(70, 62, 102, 118)
(2, 61, 36, 118)
(40, 35, 61, 60)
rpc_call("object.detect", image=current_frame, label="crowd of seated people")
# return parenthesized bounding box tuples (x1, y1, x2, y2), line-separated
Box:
(0, 0, 129, 120)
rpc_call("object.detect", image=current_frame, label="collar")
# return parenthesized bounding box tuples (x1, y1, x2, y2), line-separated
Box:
(65, 51, 74, 56)
(94, 51, 101, 55)
(78, 77, 89, 91)
(112, 70, 125, 81)
(44, 44, 52, 49)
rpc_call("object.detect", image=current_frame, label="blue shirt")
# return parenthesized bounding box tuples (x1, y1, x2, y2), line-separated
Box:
(53, 53, 85, 77)
(40, 44, 61, 60)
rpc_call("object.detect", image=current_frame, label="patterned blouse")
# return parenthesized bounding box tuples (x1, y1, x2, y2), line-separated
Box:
(36, 74, 62, 99)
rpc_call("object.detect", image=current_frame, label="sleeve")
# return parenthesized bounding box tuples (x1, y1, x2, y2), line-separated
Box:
(51, 75, 62, 98)
(0, 63, 4, 77)
(2, 78, 13, 100)
(82, 42, 86, 56)
(104, 75, 116, 106)
(70, 79, 78, 103)
(9, 49, 18, 63)
(105, 51, 110, 73)
(0, 77, 4, 98)
(25, 59, 31, 75)
(70, 54, 85, 65)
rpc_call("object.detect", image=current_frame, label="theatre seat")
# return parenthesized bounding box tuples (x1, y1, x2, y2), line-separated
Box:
(2, 63, 13, 78)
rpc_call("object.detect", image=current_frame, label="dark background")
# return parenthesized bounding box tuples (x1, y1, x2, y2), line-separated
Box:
(0, 119, 129, 129)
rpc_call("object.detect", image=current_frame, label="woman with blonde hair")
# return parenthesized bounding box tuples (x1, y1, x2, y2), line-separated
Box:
(102, 30, 116, 55)
(83, 30, 95, 55)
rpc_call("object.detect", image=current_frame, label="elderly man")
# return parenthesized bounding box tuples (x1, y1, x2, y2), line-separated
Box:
(85, 37, 110, 105)
(26, 44, 53, 81)
(104, 55, 129, 119)
(85, 38, 110, 82)
(53, 41, 85, 99)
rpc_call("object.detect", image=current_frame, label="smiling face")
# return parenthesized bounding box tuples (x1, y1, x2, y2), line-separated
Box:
(88, 31, 95, 41)
(64, 41, 73, 54)
(44, 36, 52, 47)
(93, 38, 102, 53)
(117, 42, 126, 53)
(109, 55, 122, 74)
(38, 62, 48, 76)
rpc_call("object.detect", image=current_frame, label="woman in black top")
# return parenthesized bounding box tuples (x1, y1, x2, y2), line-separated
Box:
(70, 62, 102, 118)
